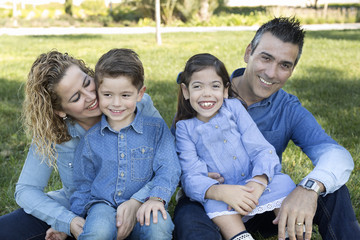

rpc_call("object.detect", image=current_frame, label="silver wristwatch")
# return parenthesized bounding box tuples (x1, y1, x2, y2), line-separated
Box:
(299, 178, 321, 195)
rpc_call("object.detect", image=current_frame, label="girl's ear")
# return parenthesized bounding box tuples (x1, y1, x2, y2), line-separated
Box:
(181, 83, 190, 100)
(224, 85, 229, 99)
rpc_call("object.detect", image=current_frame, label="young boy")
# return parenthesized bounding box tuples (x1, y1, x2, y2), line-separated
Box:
(70, 48, 181, 240)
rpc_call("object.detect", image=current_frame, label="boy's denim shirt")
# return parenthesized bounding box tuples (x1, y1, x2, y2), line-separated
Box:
(70, 109, 181, 217)
(14, 93, 162, 235)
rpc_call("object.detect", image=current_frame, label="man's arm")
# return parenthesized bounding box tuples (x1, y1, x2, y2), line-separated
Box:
(289, 101, 354, 194)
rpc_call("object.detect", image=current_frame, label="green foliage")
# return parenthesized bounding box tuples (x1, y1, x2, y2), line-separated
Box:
(0, 30, 359, 240)
(65, 0, 73, 16)
(1, 2, 359, 27)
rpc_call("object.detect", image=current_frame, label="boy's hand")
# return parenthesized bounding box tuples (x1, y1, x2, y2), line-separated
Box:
(136, 198, 167, 226)
(45, 228, 68, 240)
(116, 199, 141, 240)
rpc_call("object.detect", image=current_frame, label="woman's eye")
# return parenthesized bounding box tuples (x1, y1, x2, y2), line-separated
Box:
(84, 78, 91, 87)
(72, 94, 80, 102)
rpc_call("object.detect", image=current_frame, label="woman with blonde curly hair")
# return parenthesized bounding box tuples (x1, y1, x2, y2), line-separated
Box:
(0, 50, 161, 240)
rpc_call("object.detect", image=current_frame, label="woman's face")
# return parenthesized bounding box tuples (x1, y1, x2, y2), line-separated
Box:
(55, 65, 102, 129)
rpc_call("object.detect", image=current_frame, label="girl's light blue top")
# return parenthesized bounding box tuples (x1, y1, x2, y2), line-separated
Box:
(15, 93, 161, 235)
(176, 98, 282, 203)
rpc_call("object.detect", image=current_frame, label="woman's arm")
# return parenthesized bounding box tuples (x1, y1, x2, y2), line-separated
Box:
(15, 143, 77, 236)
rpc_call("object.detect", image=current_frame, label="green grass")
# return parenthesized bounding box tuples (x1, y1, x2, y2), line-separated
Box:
(0, 30, 359, 239)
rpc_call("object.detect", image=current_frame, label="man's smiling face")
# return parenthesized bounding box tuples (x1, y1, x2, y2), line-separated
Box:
(242, 32, 299, 104)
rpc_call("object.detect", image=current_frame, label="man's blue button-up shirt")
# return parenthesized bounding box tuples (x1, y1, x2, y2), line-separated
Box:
(230, 68, 353, 195)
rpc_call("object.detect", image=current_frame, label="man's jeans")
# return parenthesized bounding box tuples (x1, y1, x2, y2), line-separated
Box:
(80, 202, 174, 240)
(173, 185, 360, 240)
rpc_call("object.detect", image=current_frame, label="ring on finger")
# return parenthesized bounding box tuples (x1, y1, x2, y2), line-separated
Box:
(296, 222, 303, 226)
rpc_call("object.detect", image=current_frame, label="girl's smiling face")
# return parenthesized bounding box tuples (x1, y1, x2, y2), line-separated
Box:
(181, 67, 228, 123)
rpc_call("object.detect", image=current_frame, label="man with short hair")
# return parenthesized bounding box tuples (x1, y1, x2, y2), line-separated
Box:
(173, 17, 360, 240)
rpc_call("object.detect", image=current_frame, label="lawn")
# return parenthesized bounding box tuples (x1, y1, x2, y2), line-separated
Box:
(0, 29, 359, 239)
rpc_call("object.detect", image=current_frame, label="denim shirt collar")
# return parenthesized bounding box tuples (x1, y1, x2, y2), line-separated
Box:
(99, 107, 144, 135)
(66, 120, 87, 139)
(230, 67, 276, 109)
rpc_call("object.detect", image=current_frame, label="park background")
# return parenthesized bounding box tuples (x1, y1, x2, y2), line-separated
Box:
(0, 0, 359, 239)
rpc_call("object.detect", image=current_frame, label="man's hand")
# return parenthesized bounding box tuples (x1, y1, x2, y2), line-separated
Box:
(136, 198, 167, 226)
(273, 186, 318, 240)
(116, 199, 142, 240)
(208, 172, 225, 184)
(205, 184, 257, 215)
(70, 216, 85, 239)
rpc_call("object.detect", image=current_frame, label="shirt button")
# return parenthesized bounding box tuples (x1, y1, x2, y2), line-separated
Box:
(121, 153, 125, 158)
(241, 173, 245, 177)
(117, 191, 122, 196)
(141, 148, 145, 154)
(120, 134, 124, 139)
(215, 125, 218, 129)
(120, 172, 124, 177)
(233, 156, 236, 160)
(223, 139, 227, 143)
(68, 162, 73, 168)
(269, 150, 272, 154)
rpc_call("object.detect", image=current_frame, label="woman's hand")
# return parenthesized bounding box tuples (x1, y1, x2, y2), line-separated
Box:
(45, 228, 68, 240)
(70, 216, 85, 239)
(136, 198, 167, 226)
(116, 199, 142, 240)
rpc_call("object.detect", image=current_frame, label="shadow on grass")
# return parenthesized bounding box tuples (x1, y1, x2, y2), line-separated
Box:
(307, 29, 360, 41)
(288, 65, 360, 146)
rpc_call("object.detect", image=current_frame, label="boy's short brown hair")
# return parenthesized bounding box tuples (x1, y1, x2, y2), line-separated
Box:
(95, 48, 144, 90)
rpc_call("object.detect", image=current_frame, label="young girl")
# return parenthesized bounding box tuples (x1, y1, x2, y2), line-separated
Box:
(175, 53, 296, 240)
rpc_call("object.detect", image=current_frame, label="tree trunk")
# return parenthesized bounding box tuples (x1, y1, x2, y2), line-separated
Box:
(199, 0, 209, 22)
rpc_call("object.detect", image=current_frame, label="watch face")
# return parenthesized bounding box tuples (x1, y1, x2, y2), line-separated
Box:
(305, 179, 315, 188)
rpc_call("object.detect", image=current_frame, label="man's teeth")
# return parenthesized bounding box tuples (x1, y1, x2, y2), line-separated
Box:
(260, 77, 272, 85)
(88, 99, 97, 109)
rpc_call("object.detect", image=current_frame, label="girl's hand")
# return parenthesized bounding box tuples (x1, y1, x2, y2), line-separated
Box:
(206, 184, 257, 215)
(70, 216, 85, 239)
(45, 228, 68, 240)
(116, 199, 142, 240)
(136, 198, 167, 226)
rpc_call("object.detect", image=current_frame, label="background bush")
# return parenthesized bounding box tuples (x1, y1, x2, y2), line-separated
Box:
(0, 1, 359, 27)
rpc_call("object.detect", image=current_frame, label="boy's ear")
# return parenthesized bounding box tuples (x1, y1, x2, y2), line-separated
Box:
(244, 44, 252, 63)
(137, 86, 146, 102)
(55, 110, 66, 119)
(181, 83, 190, 100)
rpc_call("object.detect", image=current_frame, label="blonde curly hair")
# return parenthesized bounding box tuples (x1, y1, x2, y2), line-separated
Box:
(22, 50, 94, 167)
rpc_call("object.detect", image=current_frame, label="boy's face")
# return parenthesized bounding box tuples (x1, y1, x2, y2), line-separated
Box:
(98, 76, 145, 131)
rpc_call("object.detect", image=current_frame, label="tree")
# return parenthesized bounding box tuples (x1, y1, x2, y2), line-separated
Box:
(65, 0, 73, 16)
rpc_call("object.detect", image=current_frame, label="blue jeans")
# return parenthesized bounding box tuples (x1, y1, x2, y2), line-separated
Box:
(0, 208, 75, 240)
(80, 202, 174, 240)
(173, 185, 360, 240)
